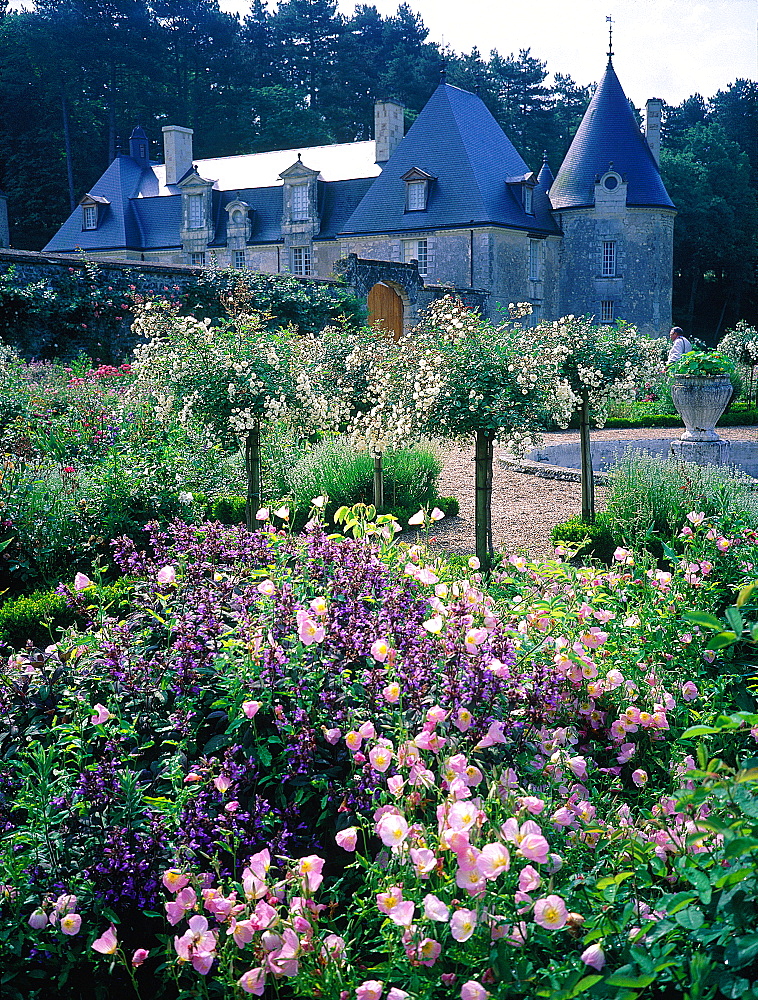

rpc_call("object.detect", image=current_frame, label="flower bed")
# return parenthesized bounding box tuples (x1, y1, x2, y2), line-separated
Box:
(3, 506, 758, 998)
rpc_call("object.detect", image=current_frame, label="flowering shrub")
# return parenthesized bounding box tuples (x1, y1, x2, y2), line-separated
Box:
(3, 502, 758, 997)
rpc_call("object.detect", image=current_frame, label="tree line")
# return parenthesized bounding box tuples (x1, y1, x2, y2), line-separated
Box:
(0, 0, 756, 335)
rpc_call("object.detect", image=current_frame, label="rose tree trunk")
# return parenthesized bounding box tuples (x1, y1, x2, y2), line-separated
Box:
(244, 424, 262, 530)
(474, 429, 495, 571)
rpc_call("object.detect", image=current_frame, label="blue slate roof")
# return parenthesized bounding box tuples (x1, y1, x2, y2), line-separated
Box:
(549, 60, 674, 211)
(536, 153, 554, 193)
(45, 155, 159, 252)
(340, 82, 559, 236)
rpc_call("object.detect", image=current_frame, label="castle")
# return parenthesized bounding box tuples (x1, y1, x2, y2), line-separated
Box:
(44, 56, 675, 337)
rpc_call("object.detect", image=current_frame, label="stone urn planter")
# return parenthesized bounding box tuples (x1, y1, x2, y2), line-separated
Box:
(670, 375, 733, 441)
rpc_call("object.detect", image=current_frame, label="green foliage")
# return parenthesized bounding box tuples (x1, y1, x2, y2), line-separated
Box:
(550, 512, 618, 563)
(0, 581, 131, 647)
(606, 450, 758, 552)
(671, 350, 738, 378)
(182, 269, 366, 335)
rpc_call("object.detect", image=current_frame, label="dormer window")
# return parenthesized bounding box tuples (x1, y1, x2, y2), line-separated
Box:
(523, 185, 533, 215)
(401, 167, 435, 212)
(79, 193, 109, 231)
(506, 172, 536, 216)
(599, 169, 623, 192)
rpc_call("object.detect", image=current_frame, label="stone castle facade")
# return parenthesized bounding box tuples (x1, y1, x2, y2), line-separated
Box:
(45, 58, 675, 337)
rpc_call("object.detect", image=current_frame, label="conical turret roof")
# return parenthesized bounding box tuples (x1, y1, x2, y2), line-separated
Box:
(536, 152, 554, 193)
(549, 59, 674, 211)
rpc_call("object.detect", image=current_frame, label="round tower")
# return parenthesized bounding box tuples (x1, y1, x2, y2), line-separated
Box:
(549, 57, 675, 336)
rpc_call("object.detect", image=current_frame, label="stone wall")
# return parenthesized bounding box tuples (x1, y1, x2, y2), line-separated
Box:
(556, 206, 675, 336)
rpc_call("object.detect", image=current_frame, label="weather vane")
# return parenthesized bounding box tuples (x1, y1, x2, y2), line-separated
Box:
(606, 15, 614, 60)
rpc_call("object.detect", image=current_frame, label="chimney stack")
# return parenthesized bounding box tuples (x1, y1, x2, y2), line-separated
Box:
(162, 125, 194, 186)
(374, 99, 405, 164)
(645, 99, 663, 166)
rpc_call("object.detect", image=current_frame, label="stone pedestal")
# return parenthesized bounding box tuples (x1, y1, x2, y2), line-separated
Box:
(669, 438, 730, 466)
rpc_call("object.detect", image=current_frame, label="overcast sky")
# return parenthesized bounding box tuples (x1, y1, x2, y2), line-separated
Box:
(218, 0, 757, 108)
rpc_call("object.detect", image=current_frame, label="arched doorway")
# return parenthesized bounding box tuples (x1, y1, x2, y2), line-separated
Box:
(367, 282, 404, 341)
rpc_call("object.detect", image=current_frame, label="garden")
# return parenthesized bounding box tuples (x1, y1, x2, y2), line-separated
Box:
(3, 275, 758, 1000)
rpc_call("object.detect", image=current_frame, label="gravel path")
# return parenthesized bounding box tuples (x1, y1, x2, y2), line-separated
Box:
(413, 426, 757, 561)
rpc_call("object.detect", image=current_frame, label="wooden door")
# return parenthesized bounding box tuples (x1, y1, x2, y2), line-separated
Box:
(367, 282, 403, 341)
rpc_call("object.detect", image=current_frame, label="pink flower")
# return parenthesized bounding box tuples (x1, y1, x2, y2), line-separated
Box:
(423, 893, 450, 921)
(477, 842, 511, 879)
(60, 913, 82, 935)
(388, 900, 415, 926)
(518, 795, 546, 815)
(376, 812, 408, 848)
(567, 756, 588, 779)
(91, 703, 111, 724)
(382, 682, 401, 703)
(335, 827, 358, 852)
(242, 700, 262, 719)
(518, 833, 549, 865)
(369, 745, 393, 772)
(356, 981, 384, 1000)
(323, 727, 341, 744)
(157, 565, 176, 585)
(91, 925, 118, 955)
(682, 681, 699, 702)
(346, 731, 363, 751)
(632, 769, 648, 787)
(162, 869, 189, 893)
(475, 721, 507, 749)
(28, 908, 48, 929)
(518, 864, 541, 893)
(410, 847, 436, 877)
(450, 907, 477, 942)
(238, 967, 267, 995)
(533, 895, 568, 930)
(298, 855, 325, 892)
(323, 933, 346, 959)
(417, 937, 442, 966)
(461, 981, 488, 1000)
(580, 943, 606, 970)
(297, 614, 325, 645)
(248, 849, 271, 881)
(74, 572, 93, 591)
(131, 948, 149, 967)
(388, 989, 411, 1000)
(371, 638, 390, 662)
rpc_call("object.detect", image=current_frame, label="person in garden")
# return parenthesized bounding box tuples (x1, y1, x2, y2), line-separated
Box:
(667, 326, 692, 365)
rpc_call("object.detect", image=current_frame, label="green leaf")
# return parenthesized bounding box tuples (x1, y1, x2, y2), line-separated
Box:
(715, 867, 754, 889)
(724, 836, 758, 858)
(663, 542, 680, 563)
(571, 975, 604, 995)
(736, 581, 758, 608)
(707, 631, 739, 650)
(674, 906, 704, 929)
(665, 891, 699, 914)
(724, 933, 758, 969)
(605, 966, 656, 988)
(202, 734, 230, 754)
(726, 606, 745, 633)
(681, 725, 721, 738)
(596, 871, 636, 890)
(682, 611, 725, 630)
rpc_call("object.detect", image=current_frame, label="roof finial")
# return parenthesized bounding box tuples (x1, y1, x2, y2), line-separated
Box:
(439, 59, 447, 82)
(298, 152, 302, 161)
(542, 150, 549, 163)
(606, 15, 614, 63)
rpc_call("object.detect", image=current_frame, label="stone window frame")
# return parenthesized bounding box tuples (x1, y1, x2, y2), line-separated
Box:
(600, 300, 615, 323)
(602, 240, 617, 277)
(291, 245, 312, 276)
(233, 249, 247, 269)
(529, 238, 543, 280)
(290, 184, 310, 221)
(189, 251, 206, 267)
(402, 238, 428, 277)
